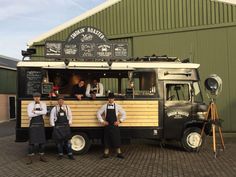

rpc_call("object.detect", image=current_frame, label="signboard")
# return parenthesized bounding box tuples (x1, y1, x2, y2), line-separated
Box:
(26, 70, 42, 95)
(42, 82, 53, 94)
(45, 26, 128, 59)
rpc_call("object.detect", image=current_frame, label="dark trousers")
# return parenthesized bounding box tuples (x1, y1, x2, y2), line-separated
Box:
(28, 144, 45, 155)
(57, 140, 73, 156)
(104, 125, 121, 149)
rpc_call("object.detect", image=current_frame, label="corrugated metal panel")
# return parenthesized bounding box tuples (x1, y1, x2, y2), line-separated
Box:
(132, 26, 236, 131)
(0, 69, 16, 94)
(32, 0, 236, 58)
(41, 0, 236, 43)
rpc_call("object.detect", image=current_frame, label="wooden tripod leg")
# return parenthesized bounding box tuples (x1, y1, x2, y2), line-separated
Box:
(197, 123, 206, 152)
(218, 127, 225, 150)
(211, 103, 217, 156)
(214, 102, 225, 150)
(212, 124, 216, 155)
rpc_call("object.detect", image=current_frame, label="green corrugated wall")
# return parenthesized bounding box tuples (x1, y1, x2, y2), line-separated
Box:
(0, 69, 17, 94)
(32, 0, 236, 57)
(29, 0, 236, 132)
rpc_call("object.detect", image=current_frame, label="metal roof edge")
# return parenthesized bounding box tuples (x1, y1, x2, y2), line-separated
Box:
(0, 55, 20, 61)
(0, 66, 17, 71)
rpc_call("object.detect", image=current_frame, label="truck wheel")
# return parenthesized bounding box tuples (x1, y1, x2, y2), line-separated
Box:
(181, 127, 204, 152)
(70, 132, 91, 155)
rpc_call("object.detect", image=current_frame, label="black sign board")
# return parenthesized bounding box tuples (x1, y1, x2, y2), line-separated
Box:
(42, 82, 53, 94)
(26, 70, 42, 95)
(45, 26, 128, 60)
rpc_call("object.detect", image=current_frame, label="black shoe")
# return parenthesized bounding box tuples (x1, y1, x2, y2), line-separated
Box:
(117, 153, 124, 159)
(57, 155, 63, 160)
(26, 156, 33, 165)
(39, 155, 48, 162)
(68, 155, 75, 160)
(103, 153, 109, 158)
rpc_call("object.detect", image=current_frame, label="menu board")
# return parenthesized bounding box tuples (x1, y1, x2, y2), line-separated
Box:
(45, 26, 129, 59)
(26, 70, 42, 95)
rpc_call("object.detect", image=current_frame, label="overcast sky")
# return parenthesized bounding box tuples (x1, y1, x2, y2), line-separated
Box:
(0, 0, 105, 60)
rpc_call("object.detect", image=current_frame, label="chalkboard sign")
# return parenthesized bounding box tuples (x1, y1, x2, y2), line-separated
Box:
(26, 70, 42, 95)
(42, 82, 53, 94)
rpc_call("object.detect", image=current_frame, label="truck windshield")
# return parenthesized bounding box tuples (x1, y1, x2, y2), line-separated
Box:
(192, 82, 203, 103)
(166, 83, 190, 101)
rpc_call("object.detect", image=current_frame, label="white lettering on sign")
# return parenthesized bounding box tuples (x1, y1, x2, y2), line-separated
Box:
(87, 27, 105, 40)
(167, 111, 189, 119)
(70, 28, 86, 39)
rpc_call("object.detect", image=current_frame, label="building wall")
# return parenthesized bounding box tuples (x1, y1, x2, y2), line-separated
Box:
(31, 0, 236, 58)
(0, 69, 17, 122)
(0, 94, 16, 122)
(0, 68, 17, 94)
(132, 25, 236, 131)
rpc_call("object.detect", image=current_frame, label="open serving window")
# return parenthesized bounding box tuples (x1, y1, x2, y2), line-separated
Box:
(18, 67, 158, 99)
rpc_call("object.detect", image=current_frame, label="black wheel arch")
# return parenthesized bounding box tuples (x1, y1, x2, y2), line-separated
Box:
(183, 120, 210, 136)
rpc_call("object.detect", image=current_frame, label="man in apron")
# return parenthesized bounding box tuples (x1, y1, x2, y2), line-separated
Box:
(27, 92, 47, 165)
(97, 92, 126, 158)
(50, 95, 74, 160)
(86, 78, 104, 99)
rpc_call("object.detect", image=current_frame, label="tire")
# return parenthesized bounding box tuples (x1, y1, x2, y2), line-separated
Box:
(181, 127, 204, 152)
(70, 132, 91, 155)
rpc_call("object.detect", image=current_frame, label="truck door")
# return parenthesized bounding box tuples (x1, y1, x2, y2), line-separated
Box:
(164, 82, 192, 140)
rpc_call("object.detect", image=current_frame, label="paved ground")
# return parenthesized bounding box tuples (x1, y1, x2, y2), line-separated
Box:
(0, 120, 236, 177)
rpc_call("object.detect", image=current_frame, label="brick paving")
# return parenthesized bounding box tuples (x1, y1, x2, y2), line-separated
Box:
(0, 121, 236, 177)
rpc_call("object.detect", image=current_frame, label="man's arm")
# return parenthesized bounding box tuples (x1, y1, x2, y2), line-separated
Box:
(27, 103, 38, 118)
(50, 107, 56, 127)
(67, 106, 72, 125)
(85, 84, 91, 97)
(117, 104, 126, 122)
(97, 104, 106, 123)
(34, 103, 47, 116)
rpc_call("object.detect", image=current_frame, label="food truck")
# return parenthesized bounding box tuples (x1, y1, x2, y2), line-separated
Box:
(15, 57, 211, 154)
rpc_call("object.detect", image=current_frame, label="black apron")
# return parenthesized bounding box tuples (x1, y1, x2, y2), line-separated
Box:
(104, 104, 121, 148)
(29, 106, 46, 144)
(52, 106, 71, 142)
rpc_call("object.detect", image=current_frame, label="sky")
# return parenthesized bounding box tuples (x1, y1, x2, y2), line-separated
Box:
(0, 0, 106, 60)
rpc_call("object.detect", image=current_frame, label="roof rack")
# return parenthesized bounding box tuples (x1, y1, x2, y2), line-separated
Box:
(29, 55, 190, 63)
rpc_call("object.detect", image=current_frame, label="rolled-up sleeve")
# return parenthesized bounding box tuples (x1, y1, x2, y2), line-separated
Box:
(97, 104, 106, 123)
(117, 104, 126, 122)
(85, 84, 91, 97)
(50, 107, 56, 127)
(67, 106, 73, 125)
(27, 103, 38, 119)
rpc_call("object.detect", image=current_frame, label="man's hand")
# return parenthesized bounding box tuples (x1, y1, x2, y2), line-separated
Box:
(103, 121, 109, 126)
(76, 95, 82, 100)
(114, 121, 119, 126)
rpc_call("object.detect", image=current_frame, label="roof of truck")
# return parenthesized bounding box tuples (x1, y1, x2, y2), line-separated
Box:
(17, 61, 200, 70)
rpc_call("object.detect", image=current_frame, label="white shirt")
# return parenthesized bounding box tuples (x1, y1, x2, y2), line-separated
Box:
(27, 102, 47, 120)
(86, 83, 104, 97)
(97, 103, 126, 123)
(50, 104, 72, 126)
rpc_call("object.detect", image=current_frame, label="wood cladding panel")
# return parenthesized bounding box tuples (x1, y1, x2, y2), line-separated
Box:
(21, 100, 159, 127)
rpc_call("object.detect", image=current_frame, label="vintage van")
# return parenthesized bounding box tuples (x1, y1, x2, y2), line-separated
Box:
(15, 57, 210, 154)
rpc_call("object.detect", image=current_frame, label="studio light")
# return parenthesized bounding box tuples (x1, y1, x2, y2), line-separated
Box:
(204, 74, 222, 97)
